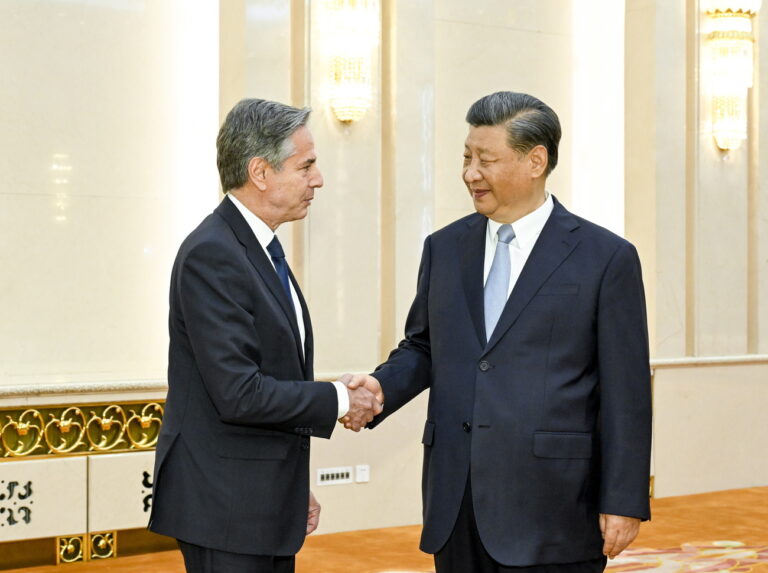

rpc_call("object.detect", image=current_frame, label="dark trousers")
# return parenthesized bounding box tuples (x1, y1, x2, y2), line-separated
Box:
(178, 540, 295, 573)
(434, 479, 607, 573)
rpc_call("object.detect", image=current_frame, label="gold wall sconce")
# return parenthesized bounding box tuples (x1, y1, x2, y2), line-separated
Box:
(321, 0, 380, 123)
(702, 0, 762, 150)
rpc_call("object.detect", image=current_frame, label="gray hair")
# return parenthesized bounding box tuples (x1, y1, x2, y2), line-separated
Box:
(466, 92, 561, 176)
(216, 99, 311, 191)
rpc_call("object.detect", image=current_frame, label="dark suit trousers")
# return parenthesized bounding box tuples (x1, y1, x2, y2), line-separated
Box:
(434, 479, 607, 573)
(178, 540, 295, 573)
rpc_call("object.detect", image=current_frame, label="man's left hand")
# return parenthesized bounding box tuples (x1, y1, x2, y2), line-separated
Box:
(307, 491, 321, 535)
(600, 513, 640, 559)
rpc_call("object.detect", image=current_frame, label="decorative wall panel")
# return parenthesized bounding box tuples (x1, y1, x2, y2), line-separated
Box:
(88, 452, 156, 532)
(0, 457, 87, 543)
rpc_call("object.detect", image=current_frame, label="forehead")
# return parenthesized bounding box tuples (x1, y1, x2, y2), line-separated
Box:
(286, 126, 316, 159)
(464, 124, 509, 152)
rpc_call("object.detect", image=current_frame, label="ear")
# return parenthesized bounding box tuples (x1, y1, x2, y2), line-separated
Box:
(528, 145, 549, 178)
(248, 157, 269, 191)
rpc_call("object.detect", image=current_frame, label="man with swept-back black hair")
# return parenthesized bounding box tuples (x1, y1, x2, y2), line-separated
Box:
(465, 91, 561, 176)
(344, 91, 651, 573)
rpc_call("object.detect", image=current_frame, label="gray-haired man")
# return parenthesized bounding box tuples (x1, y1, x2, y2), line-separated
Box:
(149, 99, 381, 573)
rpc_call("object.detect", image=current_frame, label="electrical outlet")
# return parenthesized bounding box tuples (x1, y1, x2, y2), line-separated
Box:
(317, 466, 353, 486)
(355, 464, 370, 483)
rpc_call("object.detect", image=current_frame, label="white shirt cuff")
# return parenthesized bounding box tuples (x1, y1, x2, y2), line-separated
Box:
(331, 381, 350, 419)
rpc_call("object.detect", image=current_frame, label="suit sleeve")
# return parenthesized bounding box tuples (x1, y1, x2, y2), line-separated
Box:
(176, 239, 338, 438)
(596, 242, 652, 520)
(368, 236, 433, 428)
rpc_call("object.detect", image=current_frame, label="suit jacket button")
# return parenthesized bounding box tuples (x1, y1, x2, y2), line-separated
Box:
(478, 360, 490, 372)
(462, 422, 472, 433)
(301, 440, 310, 451)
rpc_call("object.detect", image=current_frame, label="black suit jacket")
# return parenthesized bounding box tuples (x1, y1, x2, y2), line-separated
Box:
(371, 197, 652, 566)
(149, 196, 338, 556)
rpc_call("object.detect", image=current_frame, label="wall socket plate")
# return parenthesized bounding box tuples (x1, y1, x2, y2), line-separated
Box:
(316, 466, 353, 486)
(355, 464, 370, 483)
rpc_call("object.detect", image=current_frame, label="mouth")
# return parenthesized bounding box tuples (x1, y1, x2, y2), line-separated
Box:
(470, 189, 490, 200)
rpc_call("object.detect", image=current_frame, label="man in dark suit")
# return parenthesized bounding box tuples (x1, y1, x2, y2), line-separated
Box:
(149, 99, 382, 573)
(344, 91, 652, 572)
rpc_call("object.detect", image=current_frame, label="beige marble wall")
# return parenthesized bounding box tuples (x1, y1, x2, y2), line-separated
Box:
(0, 1, 220, 388)
(653, 362, 768, 496)
(626, 0, 768, 498)
(756, 9, 768, 354)
(306, 0, 434, 534)
(434, 1, 574, 229)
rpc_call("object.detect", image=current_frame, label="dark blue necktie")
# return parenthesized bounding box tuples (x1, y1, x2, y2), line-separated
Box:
(266, 236, 295, 314)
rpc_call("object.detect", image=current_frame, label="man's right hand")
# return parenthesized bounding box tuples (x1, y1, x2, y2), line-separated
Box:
(343, 383, 382, 432)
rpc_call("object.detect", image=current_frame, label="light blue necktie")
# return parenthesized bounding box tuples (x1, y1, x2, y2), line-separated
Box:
(484, 224, 515, 339)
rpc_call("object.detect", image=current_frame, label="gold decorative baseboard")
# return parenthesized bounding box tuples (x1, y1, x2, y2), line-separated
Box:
(1, 528, 175, 569)
(0, 401, 164, 459)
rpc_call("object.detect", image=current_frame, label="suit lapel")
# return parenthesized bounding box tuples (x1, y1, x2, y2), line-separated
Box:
(215, 197, 306, 368)
(483, 198, 581, 355)
(459, 213, 489, 347)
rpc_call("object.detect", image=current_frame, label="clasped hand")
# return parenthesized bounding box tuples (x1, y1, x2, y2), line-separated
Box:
(337, 373, 384, 431)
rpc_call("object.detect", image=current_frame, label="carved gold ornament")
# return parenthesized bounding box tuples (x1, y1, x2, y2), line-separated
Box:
(1, 410, 45, 457)
(90, 531, 117, 560)
(126, 403, 163, 448)
(57, 535, 86, 564)
(0, 402, 164, 458)
(45, 407, 86, 454)
(86, 405, 127, 451)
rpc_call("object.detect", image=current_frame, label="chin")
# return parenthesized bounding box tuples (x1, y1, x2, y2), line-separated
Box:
(472, 201, 492, 216)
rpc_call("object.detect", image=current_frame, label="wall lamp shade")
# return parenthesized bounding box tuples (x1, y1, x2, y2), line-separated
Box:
(321, 0, 380, 123)
(703, 0, 762, 150)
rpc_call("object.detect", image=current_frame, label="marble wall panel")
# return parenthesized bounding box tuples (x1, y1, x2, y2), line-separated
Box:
(305, 1, 383, 374)
(434, 9, 573, 230)
(653, 363, 768, 497)
(0, 1, 220, 387)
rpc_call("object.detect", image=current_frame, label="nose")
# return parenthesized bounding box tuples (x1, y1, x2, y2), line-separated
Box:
(311, 167, 324, 189)
(463, 162, 481, 184)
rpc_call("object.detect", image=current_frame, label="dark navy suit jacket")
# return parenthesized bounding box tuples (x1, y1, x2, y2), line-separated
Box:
(371, 197, 652, 566)
(149, 196, 337, 556)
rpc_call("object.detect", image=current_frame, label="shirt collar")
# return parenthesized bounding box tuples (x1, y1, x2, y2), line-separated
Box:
(227, 192, 276, 250)
(487, 192, 554, 251)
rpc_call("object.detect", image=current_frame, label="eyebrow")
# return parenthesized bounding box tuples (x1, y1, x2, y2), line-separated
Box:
(464, 145, 496, 155)
(299, 157, 317, 167)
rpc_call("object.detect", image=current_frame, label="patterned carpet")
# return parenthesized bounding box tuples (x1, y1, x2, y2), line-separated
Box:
(372, 541, 768, 573)
(607, 541, 768, 573)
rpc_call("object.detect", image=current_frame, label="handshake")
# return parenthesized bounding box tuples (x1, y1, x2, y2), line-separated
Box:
(337, 373, 384, 432)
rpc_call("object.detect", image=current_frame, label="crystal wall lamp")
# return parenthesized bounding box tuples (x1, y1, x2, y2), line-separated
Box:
(322, 0, 380, 123)
(702, 0, 762, 150)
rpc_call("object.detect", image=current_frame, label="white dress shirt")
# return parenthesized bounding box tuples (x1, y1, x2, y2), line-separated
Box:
(483, 193, 554, 296)
(228, 194, 349, 418)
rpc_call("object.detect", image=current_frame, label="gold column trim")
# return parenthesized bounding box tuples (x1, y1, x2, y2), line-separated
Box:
(0, 401, 164, 459)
